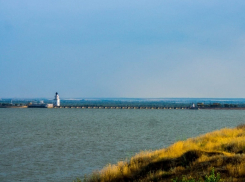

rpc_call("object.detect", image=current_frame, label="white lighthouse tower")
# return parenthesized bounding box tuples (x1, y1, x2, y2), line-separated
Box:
(54, 92, 60, 107)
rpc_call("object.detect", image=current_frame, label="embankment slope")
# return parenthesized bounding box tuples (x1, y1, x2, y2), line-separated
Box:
(78, 124, 245, 182)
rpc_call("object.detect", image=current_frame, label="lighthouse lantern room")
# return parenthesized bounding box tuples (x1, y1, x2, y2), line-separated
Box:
(54, 92, 60, 107)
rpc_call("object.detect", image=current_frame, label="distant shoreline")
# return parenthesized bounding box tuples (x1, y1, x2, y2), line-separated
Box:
(2, 98, 245, 109)
(0, 106, 28, 108)
(1, 105, 245, 110)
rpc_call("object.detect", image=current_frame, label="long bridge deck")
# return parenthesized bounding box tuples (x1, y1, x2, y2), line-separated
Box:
(51, 106, 245, 110)
(53, 106, 189, 109)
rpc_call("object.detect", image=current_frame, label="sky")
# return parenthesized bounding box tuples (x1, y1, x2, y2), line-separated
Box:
(0, 0, 245, 98)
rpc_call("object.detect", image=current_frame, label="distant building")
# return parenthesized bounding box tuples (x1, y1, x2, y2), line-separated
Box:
(54, 92, 60, 106)
(28, 102, 53, 108)
(46, 104, 54, 108)
(189, 103, 198, 110)
(197, 103, 204, 107)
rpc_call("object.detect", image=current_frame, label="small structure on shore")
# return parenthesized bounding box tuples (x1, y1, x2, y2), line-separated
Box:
(54, 92, 60, 107)
(28, 101, 53, 108)
(189, 103, 198, 110)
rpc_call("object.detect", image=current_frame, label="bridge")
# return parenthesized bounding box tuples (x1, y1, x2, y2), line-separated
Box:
(53, 106, 189, 109)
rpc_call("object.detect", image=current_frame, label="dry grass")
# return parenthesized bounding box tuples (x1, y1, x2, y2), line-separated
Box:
(78, 124, 245, 182)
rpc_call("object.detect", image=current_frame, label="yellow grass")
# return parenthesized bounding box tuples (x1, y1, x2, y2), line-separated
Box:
(79, 124, 245, 182)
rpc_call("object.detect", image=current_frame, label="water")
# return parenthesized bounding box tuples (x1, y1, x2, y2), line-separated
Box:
(1, 108, 245, 181)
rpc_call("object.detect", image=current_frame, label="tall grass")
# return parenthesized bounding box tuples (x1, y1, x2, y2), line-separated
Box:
(77, 124, 245, 182)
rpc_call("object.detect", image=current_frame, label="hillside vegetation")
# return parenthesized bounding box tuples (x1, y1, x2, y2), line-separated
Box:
(76, 124, 245, 182)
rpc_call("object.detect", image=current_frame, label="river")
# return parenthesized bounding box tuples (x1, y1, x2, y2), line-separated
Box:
(1, 108, 244, 181)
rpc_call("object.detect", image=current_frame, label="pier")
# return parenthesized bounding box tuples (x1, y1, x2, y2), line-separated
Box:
(1, 93, 245, 110)
(51, 106, 190, 109)
(1, 104, 245, 110)
(1, 102, 245, 110)
(49, 105, 244, 110)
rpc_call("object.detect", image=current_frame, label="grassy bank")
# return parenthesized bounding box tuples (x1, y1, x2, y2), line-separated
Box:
(76, 124, 245, 182)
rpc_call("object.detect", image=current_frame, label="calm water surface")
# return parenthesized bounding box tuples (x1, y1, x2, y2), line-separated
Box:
(1, 108, 245, 181)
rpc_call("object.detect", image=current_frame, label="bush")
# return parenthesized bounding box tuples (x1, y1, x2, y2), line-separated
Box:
(172, 168, 220, 182)
(204, 168, 221, 182)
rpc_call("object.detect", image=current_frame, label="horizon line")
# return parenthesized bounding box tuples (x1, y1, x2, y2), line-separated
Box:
(1, 97, 245, 100)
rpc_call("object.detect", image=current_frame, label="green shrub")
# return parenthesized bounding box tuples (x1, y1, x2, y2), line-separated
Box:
(172, 168, 220, 182)
(204, 168, 221, 182)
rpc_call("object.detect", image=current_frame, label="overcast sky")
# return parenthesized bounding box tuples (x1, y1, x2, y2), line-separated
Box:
(1, 0, 245, 98)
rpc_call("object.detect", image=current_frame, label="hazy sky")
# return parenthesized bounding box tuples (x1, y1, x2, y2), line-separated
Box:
(1, 0, 245, 98)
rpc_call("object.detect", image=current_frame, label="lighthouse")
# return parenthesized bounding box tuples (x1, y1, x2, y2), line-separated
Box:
(54, 92, 60, 107)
